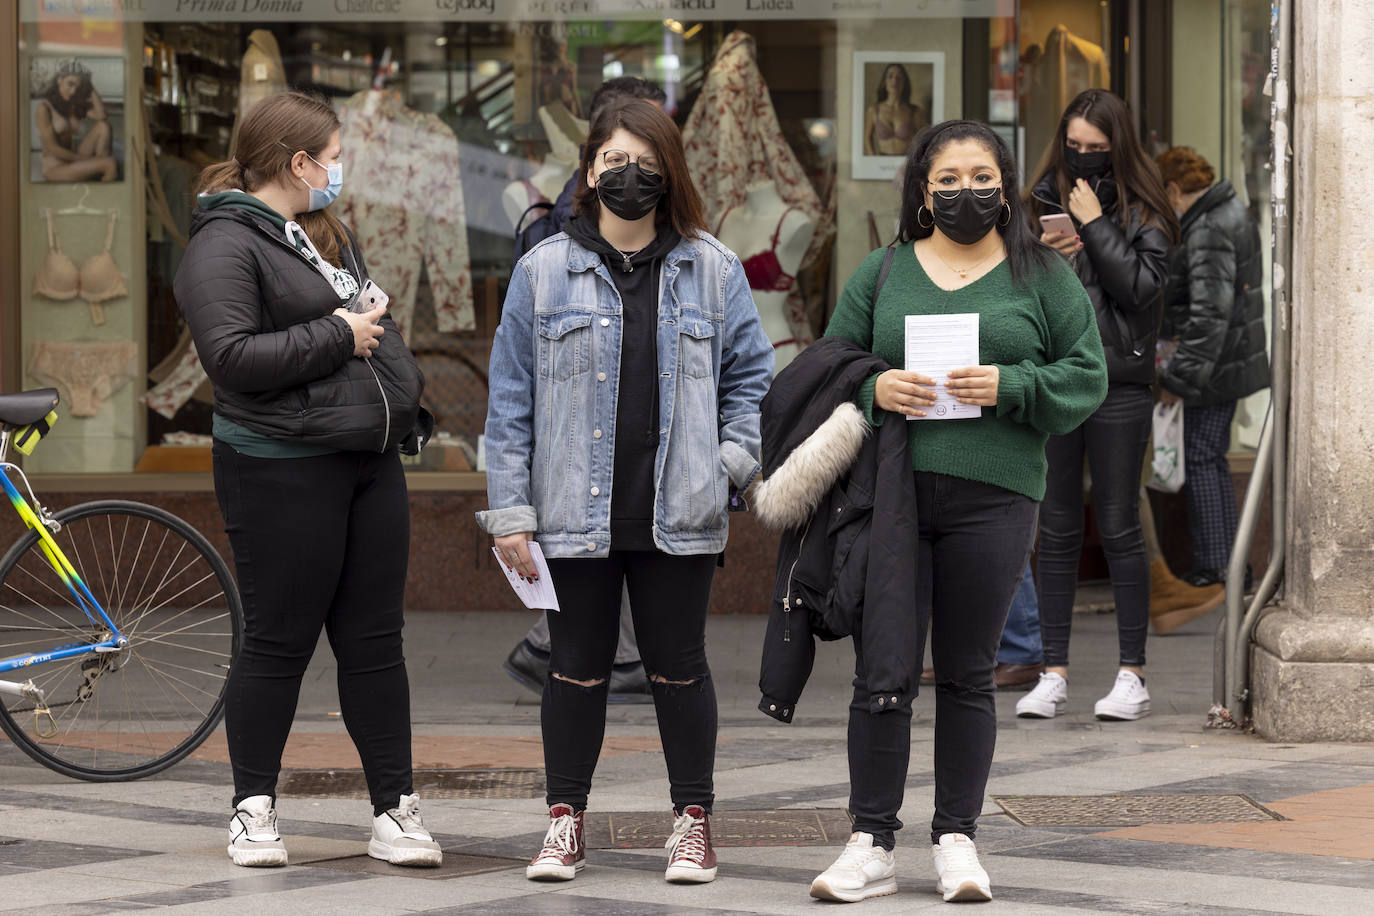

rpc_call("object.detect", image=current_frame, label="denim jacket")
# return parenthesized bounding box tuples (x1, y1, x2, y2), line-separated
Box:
(476, 231, 774, 558)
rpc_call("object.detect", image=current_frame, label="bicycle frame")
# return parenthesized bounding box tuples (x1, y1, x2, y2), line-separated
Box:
(0, 430, 124, 681)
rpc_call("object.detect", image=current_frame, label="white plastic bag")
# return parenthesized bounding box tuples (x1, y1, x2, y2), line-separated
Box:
(1147, 401, 1186, 493)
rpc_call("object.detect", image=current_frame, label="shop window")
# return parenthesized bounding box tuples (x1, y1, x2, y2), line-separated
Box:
(11, 5, 1015, 480)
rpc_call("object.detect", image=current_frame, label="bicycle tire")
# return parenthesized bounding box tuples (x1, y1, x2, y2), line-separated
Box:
(0, 499, 242, 780)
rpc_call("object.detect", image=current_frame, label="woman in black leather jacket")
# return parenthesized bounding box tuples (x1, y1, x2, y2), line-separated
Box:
(175, 92, 438, 869)
(1021, 90, 1179, 723)
(1155, 147, 1269, 586)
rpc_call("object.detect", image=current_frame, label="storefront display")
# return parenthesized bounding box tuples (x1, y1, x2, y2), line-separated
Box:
(1, 0, 1276, 609)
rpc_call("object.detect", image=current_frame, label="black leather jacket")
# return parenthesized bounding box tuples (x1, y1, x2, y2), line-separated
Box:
(1033, 175, 1171, 385)
(1158, 181, 1269, 406)
(752, 338, 919, 724)
(175, 207, 428, 453)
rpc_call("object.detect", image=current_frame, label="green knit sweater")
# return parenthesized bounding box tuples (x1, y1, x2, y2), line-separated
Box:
(824, 243, 1107, 500)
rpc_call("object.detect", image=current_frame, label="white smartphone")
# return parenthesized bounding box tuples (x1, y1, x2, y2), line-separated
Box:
(350, 279, 390, 314)
(1039, 213, 1077, 239)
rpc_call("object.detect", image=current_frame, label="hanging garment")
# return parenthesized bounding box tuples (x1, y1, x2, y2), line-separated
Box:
(335, 90, 474, 337)
(231, 29, 287, 151)
(715, 205, 801, 292)
(1024, 25, 1110, 173)
(28, 340, 138, 417)
(143, 326, 210, 419)
(681, 31, 825, 347)
(32, 209, 127, 325)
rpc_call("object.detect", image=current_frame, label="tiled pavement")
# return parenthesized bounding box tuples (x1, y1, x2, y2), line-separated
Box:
(1, 606, 1372, 914)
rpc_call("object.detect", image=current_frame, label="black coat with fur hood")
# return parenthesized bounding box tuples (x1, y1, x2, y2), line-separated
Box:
(752, 337, 920, 723)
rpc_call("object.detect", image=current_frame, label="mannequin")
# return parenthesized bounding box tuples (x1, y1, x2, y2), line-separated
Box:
(713, 180, 814, 372)
(502, 102, 588, 231)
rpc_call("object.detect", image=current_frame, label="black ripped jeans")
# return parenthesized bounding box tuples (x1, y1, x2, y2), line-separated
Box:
(543, 551, 718, 813)
(849, 473, 1039, 848)
(212, 440, 414, 816)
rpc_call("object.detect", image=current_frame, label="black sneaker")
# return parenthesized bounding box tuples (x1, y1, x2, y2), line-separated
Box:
(1183, 567, 1254, 591)
(503, 640, 549, 695)
(608, 661, 653, 704)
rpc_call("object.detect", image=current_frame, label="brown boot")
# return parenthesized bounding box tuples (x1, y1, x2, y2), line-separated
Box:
(1149, 558, 1225, 635)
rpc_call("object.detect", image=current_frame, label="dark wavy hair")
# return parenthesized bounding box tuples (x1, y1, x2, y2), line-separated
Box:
(875, 64, 912, 106)
(1029, 89, 1180, 243)
(897, 120, 1054, 285)
(43, 62, 95, 121)
(589, 76, 665, 120)
(573, 98, 707, 238)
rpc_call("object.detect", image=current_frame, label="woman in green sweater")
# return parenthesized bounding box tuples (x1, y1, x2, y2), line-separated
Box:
(808, 121, 1107, 905)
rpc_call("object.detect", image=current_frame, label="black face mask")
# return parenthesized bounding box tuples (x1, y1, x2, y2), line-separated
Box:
(1065, 147, 1111, 181)
(929, 189, 1004, 245)
(595, 163, 666, 221)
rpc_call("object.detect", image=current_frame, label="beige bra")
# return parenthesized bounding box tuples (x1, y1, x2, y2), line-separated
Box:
(34, 209, 127, 325)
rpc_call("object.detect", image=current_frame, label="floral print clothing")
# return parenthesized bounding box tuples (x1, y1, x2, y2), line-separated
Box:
(681, 30, 828, 348)
(336, 90, 474, 337)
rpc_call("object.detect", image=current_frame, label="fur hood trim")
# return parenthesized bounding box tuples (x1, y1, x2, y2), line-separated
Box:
(750, 402, 870, 530)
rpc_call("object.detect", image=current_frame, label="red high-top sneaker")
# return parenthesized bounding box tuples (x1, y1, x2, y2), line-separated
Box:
(526, 804, 584, 880)
(664, 805, 717, 883)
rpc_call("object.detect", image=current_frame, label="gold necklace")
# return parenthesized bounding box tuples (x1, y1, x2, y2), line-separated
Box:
(929, 244, 1000, 280)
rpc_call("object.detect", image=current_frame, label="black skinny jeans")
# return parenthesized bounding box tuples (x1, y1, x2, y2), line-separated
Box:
(1037, 383, 1153, 668)
(849, 473, 1038, 849)
(213, 440, 414, 815)
(543, 551, 717, 814)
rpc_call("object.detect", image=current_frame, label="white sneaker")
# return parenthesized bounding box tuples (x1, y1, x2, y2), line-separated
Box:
(1094, 670, 1151, 720)
(369, 793, 443, 867)
(809, 831, 897, 903)
(1015, 671, 1067, 718)
(227, 795, 288, 867)
(931, 833, 991, 902)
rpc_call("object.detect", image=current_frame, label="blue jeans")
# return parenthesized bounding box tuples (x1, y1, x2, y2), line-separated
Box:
(997, 562, 1042, 666)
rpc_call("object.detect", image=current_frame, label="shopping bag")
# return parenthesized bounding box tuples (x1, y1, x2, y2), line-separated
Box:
(1147, 401, 1185, 493)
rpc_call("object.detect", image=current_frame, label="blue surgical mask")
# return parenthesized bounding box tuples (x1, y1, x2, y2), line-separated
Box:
(301, 153, 343, 211)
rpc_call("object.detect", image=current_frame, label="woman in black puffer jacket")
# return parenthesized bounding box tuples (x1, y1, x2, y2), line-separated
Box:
(174, 92, 438, 869)
(1155, 146, 1269, 586)
(1022, 90, 1180, 724)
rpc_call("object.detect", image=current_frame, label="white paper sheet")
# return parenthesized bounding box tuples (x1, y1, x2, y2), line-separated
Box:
(492, 541, 561, 611)
(904, 313, 981, 421)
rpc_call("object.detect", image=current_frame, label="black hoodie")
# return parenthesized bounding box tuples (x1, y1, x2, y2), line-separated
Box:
(563, 215, 680, 550)
(174, 193, 427, 454)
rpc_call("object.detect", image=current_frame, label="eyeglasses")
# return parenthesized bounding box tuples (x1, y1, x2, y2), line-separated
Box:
(927, 183, 1002, 201)
(601, 150, 661, 176)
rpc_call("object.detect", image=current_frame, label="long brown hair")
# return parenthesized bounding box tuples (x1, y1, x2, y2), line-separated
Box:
(1029, 89, 1179, 244)
(197, 91, 350, 265)
(573, 98, 707, 238)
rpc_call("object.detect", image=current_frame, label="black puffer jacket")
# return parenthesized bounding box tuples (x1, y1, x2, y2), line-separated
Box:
(1033, 175, 1171, 385)
(1158, 181, 1269, 406)
(752, 337, 918, 724)
(175, 205, 426, 453)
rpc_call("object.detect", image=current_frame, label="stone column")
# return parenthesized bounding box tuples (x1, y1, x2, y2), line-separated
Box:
(1250, 0, 1374, 740)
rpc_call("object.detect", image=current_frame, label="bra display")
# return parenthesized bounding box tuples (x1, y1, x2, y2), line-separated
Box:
(715, 205, 800, 292)
(872, 114, 916, 143)
(33, 209, 128, 325)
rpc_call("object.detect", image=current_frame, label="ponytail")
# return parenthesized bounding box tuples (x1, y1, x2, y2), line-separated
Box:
(196, 91, 353, 266)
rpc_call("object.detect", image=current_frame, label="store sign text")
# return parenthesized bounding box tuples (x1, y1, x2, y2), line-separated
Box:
(173, 0, 304, 11)
(434, 0, 496, 13)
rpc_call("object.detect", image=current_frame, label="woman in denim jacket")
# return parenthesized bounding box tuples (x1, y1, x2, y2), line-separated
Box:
(477, 99, 772, 886)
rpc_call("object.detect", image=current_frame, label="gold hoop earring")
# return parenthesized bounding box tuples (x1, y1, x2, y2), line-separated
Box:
(998, 202, 1012, 227)
(917, 205, 934, 230)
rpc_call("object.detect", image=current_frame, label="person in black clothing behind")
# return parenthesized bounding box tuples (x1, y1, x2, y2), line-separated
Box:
(1155, 146, 1268, 590)
(1020, 89, 1180, 723)
(503, 76, 669, 701)
(174, 92, 438, 870)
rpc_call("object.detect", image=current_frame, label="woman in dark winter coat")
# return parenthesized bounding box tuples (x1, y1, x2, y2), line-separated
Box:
(175, 91, 437, 870)
(1021, 89, 1179, 724)
(1155, 146, 1269, 586)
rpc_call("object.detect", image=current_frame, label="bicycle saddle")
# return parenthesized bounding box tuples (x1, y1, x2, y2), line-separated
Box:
(0, 388, 59, 427)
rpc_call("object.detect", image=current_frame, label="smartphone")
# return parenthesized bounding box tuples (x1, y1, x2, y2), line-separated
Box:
(1039, 213, 1077, 239)
(350, 279, 390, 314)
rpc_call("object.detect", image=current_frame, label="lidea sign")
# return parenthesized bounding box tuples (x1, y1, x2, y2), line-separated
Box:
(21, 0, 1014, 21)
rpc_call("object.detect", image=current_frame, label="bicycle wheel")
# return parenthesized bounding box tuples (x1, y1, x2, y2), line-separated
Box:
(0, 499, 241, 780)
